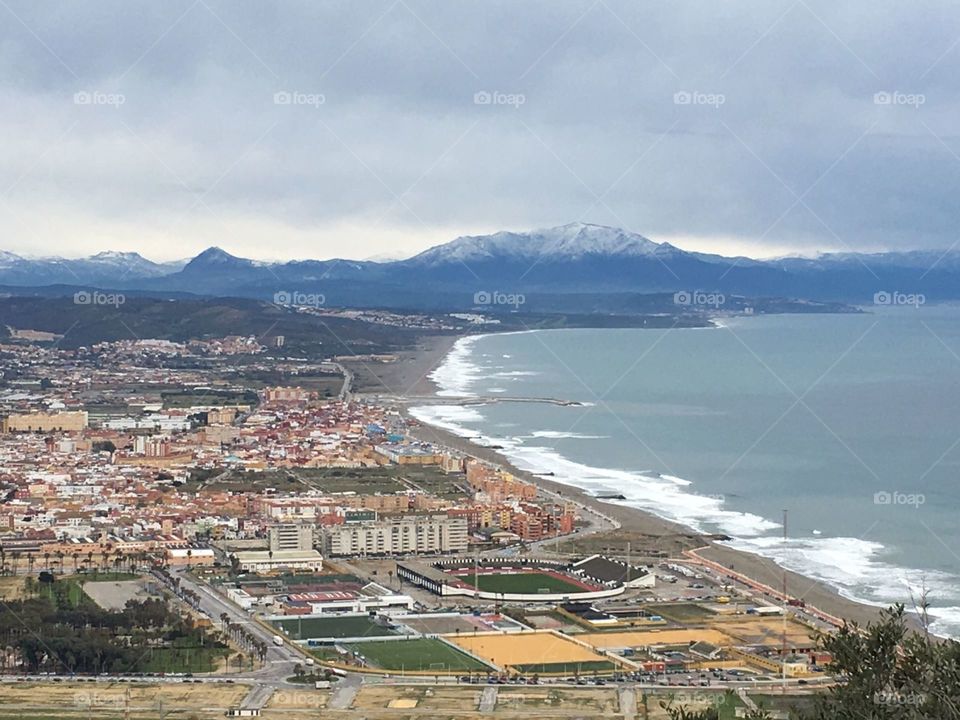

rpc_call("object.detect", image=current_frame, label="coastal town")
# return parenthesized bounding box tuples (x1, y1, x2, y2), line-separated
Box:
(0, 331, 848, 719)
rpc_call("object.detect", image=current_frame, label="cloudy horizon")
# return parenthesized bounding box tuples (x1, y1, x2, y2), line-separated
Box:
(2, 1, 959, 262)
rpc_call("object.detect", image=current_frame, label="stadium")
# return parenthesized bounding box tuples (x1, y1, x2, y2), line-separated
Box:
(397, 555, 653, 602)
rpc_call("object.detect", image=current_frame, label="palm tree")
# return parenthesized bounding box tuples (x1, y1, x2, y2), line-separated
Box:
(72, 552, 80, 574)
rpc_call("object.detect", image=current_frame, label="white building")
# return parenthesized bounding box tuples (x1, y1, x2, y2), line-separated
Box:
(320, 514, 468, 556)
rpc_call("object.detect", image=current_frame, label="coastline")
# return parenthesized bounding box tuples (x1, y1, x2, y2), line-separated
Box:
(381, 331, 915, 631)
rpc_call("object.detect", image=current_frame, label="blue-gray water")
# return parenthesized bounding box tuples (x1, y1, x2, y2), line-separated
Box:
(412, 307, 960, 636)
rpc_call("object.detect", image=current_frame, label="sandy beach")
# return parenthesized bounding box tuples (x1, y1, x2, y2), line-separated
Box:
(363, 331, 912, 631)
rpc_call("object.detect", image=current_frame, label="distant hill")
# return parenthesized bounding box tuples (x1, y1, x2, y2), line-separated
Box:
(1, 223, 955, 307)
(0, 296, 428, 354)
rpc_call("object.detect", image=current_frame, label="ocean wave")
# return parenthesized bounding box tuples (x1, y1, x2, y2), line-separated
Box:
(529, 431, 608, 439)
(729, 534, 960, 636)
(427, 335, 487, 397)
(408, 404, 485, 435)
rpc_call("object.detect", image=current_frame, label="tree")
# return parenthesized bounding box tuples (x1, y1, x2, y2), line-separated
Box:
(807, 604, 960, 719)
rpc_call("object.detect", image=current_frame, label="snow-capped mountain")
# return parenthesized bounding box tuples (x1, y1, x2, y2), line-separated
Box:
(407, 222, 667, 265)
(2, 224, 960, 306)
(0, 250, 185, 286)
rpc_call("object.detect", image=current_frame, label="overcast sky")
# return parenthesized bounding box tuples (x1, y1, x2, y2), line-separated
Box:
(2, 1, 959, 261)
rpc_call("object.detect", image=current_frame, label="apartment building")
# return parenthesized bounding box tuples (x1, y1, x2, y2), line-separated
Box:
(268, 523, 314, 552)
(320, 513, 468, 556)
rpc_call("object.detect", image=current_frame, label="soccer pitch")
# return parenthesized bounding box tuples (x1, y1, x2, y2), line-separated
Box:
(346, 638, 492, 672)
(456, 571, 587, 595)
(273, 615, 396, 640)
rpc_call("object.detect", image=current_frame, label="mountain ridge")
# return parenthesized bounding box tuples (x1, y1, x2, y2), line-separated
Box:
(2, 223, 958, 307)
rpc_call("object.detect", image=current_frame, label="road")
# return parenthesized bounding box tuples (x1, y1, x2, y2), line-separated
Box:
(167, 569, 302, 685)
(331, 362, 353, 402)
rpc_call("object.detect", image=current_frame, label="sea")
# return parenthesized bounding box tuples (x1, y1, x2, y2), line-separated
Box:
(410, 305, 960, 637)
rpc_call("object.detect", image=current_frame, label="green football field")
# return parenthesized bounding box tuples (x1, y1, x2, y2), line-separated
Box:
(456, 571, 587, 594)
(273, 615, 396, 640)
(345, 638, 491, 672)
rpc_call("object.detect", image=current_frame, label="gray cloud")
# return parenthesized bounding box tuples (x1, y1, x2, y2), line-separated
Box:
(1, 0, 959, 260)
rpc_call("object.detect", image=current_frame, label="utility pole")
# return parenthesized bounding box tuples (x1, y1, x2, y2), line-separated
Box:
(782, 508, 788, 694)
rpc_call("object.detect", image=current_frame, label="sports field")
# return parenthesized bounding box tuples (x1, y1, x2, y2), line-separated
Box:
(454, 571, 589, 595)
(273, 615, 397, 640)
(448, 631, 613, 672)
(345, 638, 492, 672)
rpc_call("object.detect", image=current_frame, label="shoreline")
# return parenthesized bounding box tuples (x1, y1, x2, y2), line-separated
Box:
(375, 331, 918, 631)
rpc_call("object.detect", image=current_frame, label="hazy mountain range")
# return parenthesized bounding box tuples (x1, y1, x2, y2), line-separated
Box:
(1, 223, 956, 311)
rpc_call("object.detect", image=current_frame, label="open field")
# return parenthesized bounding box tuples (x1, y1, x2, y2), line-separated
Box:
(82, 579, 153, 610)
(0, 577, 25, 601)
(273, 614, 397, 640)
(579, 628, 733, 650)
(498, 687, 619, 713)
(455, 571, 590, 595)
(346, 637, 492, 672)
(722, 617, 815, 646)
(0, 682, 246, 719)
(448, 631, 613, 672)
(0, 681, 817, 719)
(351, 685, 488, 712)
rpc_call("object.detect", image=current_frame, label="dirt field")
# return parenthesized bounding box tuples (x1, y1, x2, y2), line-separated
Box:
(579, 628, 733, 649)
(0, 577, 25, 601)
(82, 579, 154, 610)
(448, 631, 609, 669)
(497, 688, 619, 714)
(721, 617, 815, 646)
(353, 685, 499, 712)
(0, 682, 247, 718)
